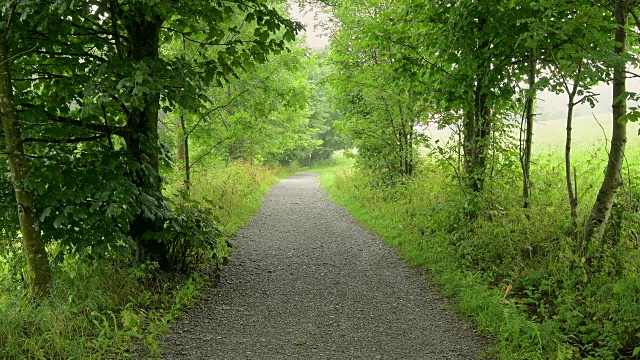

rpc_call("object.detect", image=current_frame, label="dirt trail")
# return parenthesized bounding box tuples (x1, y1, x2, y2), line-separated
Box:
(161, 173, 487, 359)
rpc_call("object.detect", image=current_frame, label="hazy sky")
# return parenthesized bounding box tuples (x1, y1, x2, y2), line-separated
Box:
(288, 2, 331, 49)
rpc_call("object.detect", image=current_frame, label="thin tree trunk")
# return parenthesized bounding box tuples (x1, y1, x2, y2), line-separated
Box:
(177, 117, 185, 164)
(462, 108, 475, 181)
(180, 112, 190, 190)
(462, 17, 492, 194)
(522, 49, 536, 208)
(565, 87, 579, 228)
(408, 121, 414, 176)
(0, 27, 52, 297)
(585, 1, 628, 242)
(550, 43, 584, 229)
(565, 94, 578, 227)
(178, 36, 189, 190)
(463, 80, 491, 193)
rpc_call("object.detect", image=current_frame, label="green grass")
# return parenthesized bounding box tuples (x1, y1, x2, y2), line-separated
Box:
(425, 115, 640, 155)
(302, 150, 356, 187)
(313, 142, 640, 359)
(0, 161, 293, 359)
(534, 115, 640, 153)
(321, 169, 542, 359)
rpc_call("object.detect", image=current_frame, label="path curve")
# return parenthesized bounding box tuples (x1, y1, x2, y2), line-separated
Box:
(161, 173, 487, 359)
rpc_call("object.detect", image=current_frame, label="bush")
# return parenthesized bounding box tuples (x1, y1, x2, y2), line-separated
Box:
(163, 191, 228, 274)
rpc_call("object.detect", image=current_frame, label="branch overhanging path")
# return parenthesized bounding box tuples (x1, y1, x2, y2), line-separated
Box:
(161, 173, 487, 359)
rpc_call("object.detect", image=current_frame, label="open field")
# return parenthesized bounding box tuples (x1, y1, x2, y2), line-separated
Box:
(424, 113, 640, 155)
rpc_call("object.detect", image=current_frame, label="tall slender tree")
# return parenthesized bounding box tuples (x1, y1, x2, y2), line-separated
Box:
(0, 2, 51, 297)
(585, 0, 631, 243)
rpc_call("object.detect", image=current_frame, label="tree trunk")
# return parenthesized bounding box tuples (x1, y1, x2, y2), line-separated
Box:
(177, 36, 190, 190)
(180, 112, 190, 190)
(462, 109, 475, 181)
(0, 30, 52, 297)
(585, 1, 628, 242)
(565, 91, 578, 229)
(522, 49, 536, 209)
(462, 17, 492, 194)
(463, 81, 491, 193)
(177, 117, 186, 164)
(407, 121, 414, 176)
(122, 12, 168, 267)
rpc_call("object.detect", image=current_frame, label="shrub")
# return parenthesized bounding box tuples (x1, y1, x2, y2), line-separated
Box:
(163, 191, 229, 274)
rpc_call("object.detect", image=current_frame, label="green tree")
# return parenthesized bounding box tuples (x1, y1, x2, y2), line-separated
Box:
(164, 40, 318, 172)
(2, 0, 301, 269)
(329, 0, 424, 182)
(305, 51, 348, 166)
(533, 0, 609, 227)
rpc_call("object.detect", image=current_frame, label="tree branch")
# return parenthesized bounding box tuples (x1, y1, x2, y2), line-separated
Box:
(13, 74, 67, 81)
(46, 113, 126, 136)
(0, 45, 38, 67)
(1, 1, 17, 37)
(23, 134, 108, 144)
(162, 26, 249, 46)
(188, 88, 250, 135)
(111, 95, 131, 118)
(189, 137, 232, 169)
(34, 50, 107, 62)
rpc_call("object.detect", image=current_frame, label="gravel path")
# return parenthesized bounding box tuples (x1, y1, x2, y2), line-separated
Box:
(161, 173, 488, 359)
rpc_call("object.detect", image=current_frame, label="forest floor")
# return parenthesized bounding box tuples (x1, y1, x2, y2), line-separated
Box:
(159, 172, 488, 359)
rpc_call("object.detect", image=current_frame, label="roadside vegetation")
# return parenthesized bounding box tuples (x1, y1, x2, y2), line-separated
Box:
(321, 0, 640, 358)
(318, 139, 640, 359)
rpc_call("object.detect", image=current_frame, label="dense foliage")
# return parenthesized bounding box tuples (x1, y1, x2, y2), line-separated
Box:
(0, 162, 290, 358)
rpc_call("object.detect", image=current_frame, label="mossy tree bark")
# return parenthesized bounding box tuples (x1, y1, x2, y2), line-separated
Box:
(0, 20, 52, 297)
(584, 0, 628, 243)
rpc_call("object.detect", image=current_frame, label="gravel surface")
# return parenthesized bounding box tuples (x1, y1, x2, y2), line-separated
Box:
(160, 173, 488, 359)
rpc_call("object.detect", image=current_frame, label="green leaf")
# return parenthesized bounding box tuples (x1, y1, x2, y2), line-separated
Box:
(53, 213, 66, 228)
(80, 103, 101, 118)
(39, 207, 52, 222)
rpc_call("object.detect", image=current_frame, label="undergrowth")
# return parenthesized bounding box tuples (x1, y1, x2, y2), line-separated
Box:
(320, 150, 640, 360)
(0, 161, 292, 359)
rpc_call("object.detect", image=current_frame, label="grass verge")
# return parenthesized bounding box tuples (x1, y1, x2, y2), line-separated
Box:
(0, 161, 294, 359)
